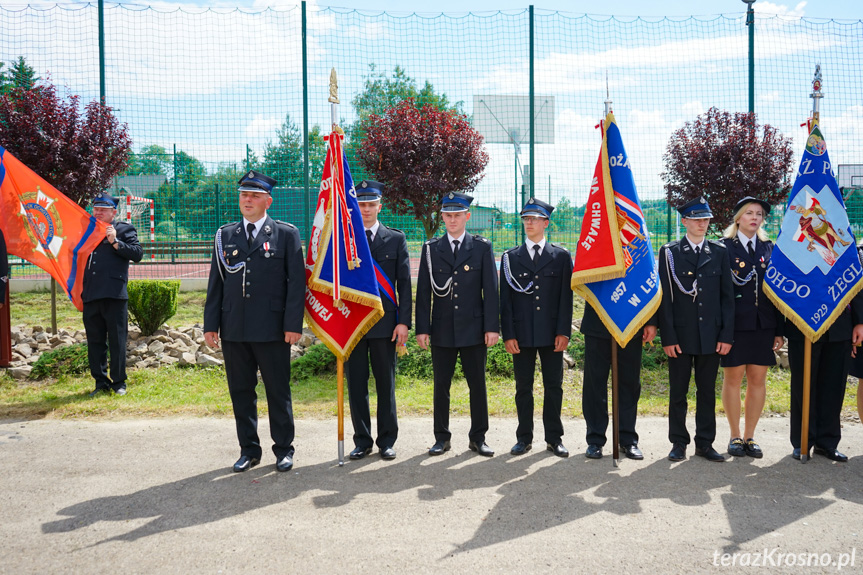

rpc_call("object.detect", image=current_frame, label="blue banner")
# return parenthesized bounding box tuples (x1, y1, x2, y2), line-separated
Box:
(573, 114, 661, 346)
(764, 122, 863, 341)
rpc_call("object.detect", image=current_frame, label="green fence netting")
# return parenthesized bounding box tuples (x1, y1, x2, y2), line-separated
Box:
(2, 4, 863, 281)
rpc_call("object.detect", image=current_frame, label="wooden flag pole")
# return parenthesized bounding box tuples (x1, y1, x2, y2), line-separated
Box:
(337, 358, 345, 466)
(611, 340, 620, 467)
(800, 338, 812, 463)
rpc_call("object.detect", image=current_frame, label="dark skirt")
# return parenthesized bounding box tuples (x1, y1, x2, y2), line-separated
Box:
(721, 328, 777, 368)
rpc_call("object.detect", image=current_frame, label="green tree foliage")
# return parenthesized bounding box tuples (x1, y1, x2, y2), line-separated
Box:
(124, 144, 172, 176)
(261, 114, 326, 187)
(0, 56, 38, 96)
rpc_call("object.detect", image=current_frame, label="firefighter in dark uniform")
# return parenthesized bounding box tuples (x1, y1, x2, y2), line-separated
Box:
(204, 171, 305, 473)
(658, 196, 734, 463)
(500, 198, 573, 458)
(0, 228, 8, 306)
(83, 193, 143, 397)
(346, 180, 412, 461)
(416, 191, 500, 457)
(581, 305, 657, 460)
(788, 294, 863, 462)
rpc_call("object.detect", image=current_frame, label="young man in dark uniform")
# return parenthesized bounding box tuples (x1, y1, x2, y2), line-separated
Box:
(346, 180, 412, 461)
(581, 304, 657, 460)
(416, 192, 500, 457)
(204, 171, 305, 473)
(658, 196, 734, 463)
(83, 193, 143, 397)
(500, 198, 573, 457)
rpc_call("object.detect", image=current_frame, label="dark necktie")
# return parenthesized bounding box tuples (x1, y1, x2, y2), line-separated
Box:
(366, 229, 373, 246)
(247, 222, 255, 244)
(532, 244, 540, 267)
(452, 239, 460, 261)
(748, 241, 755, 259)
(694, 245, 701, 263)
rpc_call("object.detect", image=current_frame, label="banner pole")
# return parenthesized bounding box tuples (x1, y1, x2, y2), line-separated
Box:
(337, 358, 345, 466)
(800, 337, 812, 463)
(611, 339, 620, 467)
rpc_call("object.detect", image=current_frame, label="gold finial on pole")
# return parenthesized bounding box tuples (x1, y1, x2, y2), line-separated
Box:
(328, 67, 339, 104)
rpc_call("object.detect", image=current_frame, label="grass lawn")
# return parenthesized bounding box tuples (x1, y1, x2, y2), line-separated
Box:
(2, 290, 860, 421)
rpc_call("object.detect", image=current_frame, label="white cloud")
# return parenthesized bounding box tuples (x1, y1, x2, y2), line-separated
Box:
(756, 2, 807, 18)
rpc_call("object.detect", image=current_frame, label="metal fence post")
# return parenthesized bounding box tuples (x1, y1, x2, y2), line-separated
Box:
(98, 0, 105, 104)
(302, 1, 311, 239)
(745, 0, 756, 113)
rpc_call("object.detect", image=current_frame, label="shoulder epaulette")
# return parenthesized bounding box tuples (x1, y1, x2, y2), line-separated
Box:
(708, 239, 727, 248)
(219, 221, 238, 230)
(473, 234, 490, 244)
(274, 219, 296, 229)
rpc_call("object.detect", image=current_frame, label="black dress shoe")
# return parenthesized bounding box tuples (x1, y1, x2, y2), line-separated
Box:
(694, 446, 726, 462)
(668, 444, 686, 462)
(428, 440, 451, 456)
(813, 446, 848, 462)
(232, 455, 261, 473)
(727, 437, 746, 457)
(380, 447, 396, 460)
(744, 438, 763, 459)
(349, 446, 373, 460)
(88, 387, 109, 398)
(276, 452, 294, 472)
(510, 441, 531, 455)
(585, 444, 603, 459)
(621, 444, 644, 460)
(469, 441, 494, 457)
(547, 443, 569, 458)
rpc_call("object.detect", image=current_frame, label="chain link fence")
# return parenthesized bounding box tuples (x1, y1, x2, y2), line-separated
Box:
(2, 3, 863, 281)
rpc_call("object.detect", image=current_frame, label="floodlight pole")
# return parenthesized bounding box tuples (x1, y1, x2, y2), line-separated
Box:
(743, 0, 756, 113)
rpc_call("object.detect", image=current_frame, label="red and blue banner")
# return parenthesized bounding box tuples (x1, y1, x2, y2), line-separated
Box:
(572, 113, 661, 346)
(0, 146, 105, 311)
(304, 129, 383, 360)
(764, 120, 863, 341)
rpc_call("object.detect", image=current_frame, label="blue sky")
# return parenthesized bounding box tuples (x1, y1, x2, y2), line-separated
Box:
(218, 1, 862, 19)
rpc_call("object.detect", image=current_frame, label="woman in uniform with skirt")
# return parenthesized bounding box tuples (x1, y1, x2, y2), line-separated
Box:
(721, 197, 785, 458)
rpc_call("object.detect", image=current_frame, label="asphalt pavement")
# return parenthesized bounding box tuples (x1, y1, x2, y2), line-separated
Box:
(1, 415, 862, 574)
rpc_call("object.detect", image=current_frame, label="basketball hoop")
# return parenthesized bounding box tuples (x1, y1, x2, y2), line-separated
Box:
(124, 194, 156, 261)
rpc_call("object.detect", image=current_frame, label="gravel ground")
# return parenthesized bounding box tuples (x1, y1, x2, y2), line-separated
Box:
(1, 415, 861, 574)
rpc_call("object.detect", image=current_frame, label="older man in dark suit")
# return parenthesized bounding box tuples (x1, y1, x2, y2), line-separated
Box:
(83, 193, 143, 397)
(346, 180, 412, 461)
(500, 198, 573, 457)
(204, 171, 305, 473)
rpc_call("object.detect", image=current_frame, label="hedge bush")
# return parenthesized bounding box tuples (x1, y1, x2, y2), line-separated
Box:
(127, 280, 180, 336)
(30, 343, 91, 379)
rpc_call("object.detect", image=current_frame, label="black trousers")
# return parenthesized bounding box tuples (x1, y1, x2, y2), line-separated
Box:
(83, 298, 129, 391)
(346, 336, 398, 450)
(431, 344, 489, 443)
(583, 335, 642, 447)
(222, 340, 295, 460)
(513, 346, 564, 445)
(788, 338, 849, 450)
(668, 352, 720, 448)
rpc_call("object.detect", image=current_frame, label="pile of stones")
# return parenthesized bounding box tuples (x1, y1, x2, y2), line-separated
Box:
(4, 325, 323, 380)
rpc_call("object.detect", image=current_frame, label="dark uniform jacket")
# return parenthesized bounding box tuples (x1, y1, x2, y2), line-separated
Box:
(416, 233, 499, 348)
(204, 215, 305, 342)
(364, 224, 412, 340)
(724, 235, 783, 335)
(82, 221, 143, 303)
(658, 238, 734, 355)
(580, 304, 657, 340)
(500, 242, 573, 348)
(0, 229, 8, 302)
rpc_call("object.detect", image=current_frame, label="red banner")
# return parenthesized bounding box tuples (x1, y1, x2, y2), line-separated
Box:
(0, 147, 106, 311)
(571, 114, 626, 286)
(304, 130, 383, 361)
